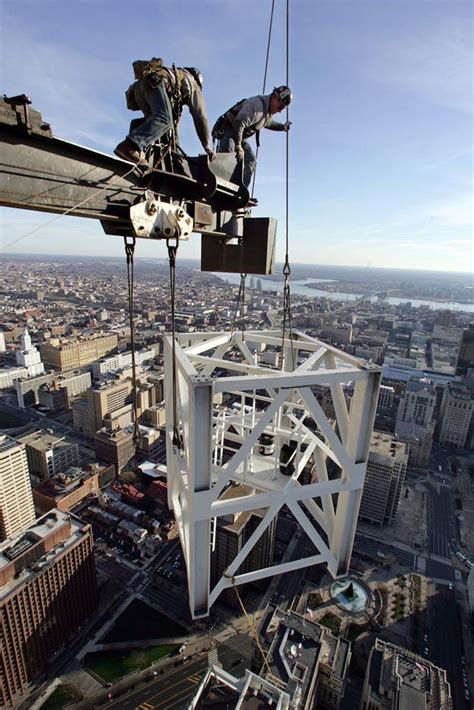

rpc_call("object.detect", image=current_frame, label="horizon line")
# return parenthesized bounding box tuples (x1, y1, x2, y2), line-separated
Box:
(2, 252, 473, 277)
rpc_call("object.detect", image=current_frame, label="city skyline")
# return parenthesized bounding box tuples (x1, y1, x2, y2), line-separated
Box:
(1, 0, 472, 272)
(0, 254, 472, 707)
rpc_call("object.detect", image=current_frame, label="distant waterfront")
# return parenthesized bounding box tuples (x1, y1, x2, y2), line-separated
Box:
(215, 274, 474, 313)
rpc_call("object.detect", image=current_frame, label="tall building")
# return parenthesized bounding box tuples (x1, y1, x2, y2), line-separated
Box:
(32, 463, 115, 513)
(0, 436, 35, 541)
(40, 333, 118, 371)
(0, 510, 98, 707)
(16, 369, 91, 408)
(456, 323, 474, 377)
(438, 382, 473, 449)
(358, 433, 408, 527)
(87, 379, 132, 435)
(94, 427, 135, 474)
(396, 376, 436, 427)
(211, 483, 276, 607)
(17, 429, 79, 480)
(91, 346, 156, 378)
(395, 376, 436, 468)
(361, 638, 452, 709)
(15, 329, 44, 378)
(258, 607, 351, 709)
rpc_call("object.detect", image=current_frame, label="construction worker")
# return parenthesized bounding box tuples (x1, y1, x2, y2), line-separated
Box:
(212, 86, 292, 187)
(115, 59, 215, 166)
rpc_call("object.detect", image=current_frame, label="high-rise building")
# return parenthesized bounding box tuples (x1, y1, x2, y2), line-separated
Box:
(456, 323, 474, 377)
(358, 433, 408, 527)
(91, 347, 156, 378)
(16, 369, 91, 408)
(258, 607, 351, 709)
(395, 376, 436, 468)
(87, 379, 132, 435)
(0, 510, 98, 707)
(210, 483, 276, 607)
(15, 329, 44, 378)
(0, 435, 35, 541)
(396, 376, 436, 428)
(94, 427, 135, 474)
(378, 384, 395, 413)
(438, 382, 473, 449)
(361, 638, 452, 709)
(40, 333, 118, 371)
(17, 429, 79, 480)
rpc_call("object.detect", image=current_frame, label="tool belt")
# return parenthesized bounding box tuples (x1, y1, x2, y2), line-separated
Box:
(211, 98, 246, 141)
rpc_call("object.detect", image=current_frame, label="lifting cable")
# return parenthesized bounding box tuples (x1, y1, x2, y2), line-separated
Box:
(229, 1, 292, 673)
(123, 236, 141, 447)
(230, 273, 247, 339)
(228, 576, 273, 678)
(167, 238, 184, 451)
(281, 0, 295, 370)
(231, 0, 276, 340)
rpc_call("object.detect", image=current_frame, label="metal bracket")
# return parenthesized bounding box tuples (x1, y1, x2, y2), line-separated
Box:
(129, 192, 193, 240)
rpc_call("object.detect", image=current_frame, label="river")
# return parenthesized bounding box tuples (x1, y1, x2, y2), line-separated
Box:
(214, 274, 474, 313)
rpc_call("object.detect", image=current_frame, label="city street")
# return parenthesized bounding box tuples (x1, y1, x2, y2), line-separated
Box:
(105, 656, 209, 709)
(354, 533, 417, 570)
(428, 584, 469, 709)
(426, 482, 454, 559)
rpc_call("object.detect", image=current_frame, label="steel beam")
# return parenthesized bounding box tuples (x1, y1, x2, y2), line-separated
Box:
(165, 330, 381, 618)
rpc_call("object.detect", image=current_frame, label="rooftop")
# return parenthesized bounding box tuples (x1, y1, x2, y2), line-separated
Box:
(0, 433, 23, 455)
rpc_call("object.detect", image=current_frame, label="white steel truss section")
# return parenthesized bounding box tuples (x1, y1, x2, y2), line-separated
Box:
(163, 330, 380, 619)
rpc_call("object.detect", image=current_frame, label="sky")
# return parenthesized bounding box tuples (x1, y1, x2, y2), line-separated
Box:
(1, 0, 472, 273)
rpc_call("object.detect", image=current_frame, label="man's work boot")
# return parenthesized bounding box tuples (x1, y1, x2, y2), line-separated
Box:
(114, 138, 148, 166)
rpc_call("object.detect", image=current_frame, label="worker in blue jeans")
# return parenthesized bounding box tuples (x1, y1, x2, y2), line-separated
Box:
(115, 61, 215, 166)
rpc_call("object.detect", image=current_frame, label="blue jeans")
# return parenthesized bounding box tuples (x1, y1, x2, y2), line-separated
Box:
(127, 80, 173, 151)
(218, 128, 256, 187)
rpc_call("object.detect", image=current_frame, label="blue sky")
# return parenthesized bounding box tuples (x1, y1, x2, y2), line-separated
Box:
(1, 0, 472, 272)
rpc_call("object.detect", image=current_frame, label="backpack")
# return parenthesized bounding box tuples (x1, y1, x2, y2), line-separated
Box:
(128, 58, 184, 128)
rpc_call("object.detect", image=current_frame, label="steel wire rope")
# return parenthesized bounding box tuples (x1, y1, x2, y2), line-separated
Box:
(228, 575, 273, 678)
(231, 0, 276, 339)
(123, 236, 141, 447)
(3, 164, 138, 249)
(227, 0, 289, 679)
(281, 0, 295, 370)
(167, 238, 183, 451)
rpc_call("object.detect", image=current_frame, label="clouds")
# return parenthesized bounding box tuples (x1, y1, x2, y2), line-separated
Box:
(1, 0, 472, 274)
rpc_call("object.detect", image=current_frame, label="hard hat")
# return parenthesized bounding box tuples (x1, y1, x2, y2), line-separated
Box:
(273, 85, 292, 107)
(184, 67, 204, 90)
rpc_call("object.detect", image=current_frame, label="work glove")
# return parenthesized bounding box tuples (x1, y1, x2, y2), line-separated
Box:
(283, 121, 292, 132)
(235, 145, 245, 161)
(205, 146, 216, 161)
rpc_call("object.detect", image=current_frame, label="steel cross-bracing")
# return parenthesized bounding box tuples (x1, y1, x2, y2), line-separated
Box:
(163, 330, 381, 619)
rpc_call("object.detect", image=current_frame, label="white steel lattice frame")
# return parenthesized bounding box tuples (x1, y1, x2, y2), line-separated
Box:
(164, 330, 381, 619)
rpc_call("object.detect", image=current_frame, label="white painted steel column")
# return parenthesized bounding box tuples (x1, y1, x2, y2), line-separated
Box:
(188, 376, 213, 617)
(329, 367, 380, 576)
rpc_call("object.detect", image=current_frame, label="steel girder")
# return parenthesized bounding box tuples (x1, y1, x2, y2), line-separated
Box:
(164, 330, 381, 619)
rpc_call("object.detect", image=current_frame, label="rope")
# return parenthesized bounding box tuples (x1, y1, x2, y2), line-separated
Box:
(281, 0, 295, 370)
(123, 236, 141, 447)
(167, 238, 183, 452)
(250, 0, 276, 200)
(232, 0, 275, 340)
(228, 576, 273, 677)
(4, 165, 137, 249)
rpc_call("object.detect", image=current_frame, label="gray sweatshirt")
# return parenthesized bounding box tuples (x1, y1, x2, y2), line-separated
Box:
(231, 94, 286, 147)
